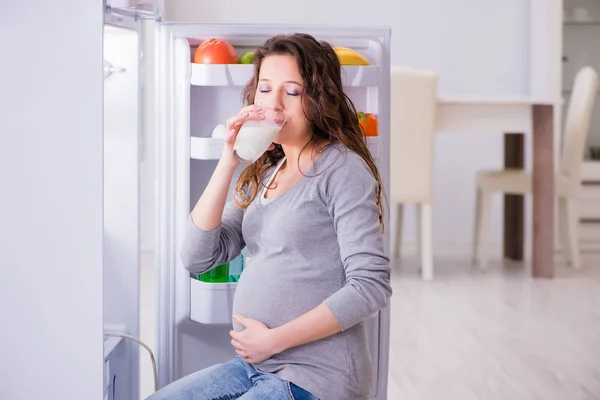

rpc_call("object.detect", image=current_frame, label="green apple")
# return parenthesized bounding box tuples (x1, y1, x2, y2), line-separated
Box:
(239, 51, 255, 64)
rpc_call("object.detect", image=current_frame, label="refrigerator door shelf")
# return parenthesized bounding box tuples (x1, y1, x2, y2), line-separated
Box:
(190, 136, 379, 161)
(189, 278, 237, 324)
(365, 136, 380, 159)
(191, 63, 381, 88)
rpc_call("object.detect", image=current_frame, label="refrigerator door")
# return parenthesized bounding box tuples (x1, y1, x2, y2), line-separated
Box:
(103, 3, 159, 399)
(154, 22, 391, 399)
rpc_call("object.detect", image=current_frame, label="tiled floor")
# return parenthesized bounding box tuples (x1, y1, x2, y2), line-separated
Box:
(139, 250, 600, 399)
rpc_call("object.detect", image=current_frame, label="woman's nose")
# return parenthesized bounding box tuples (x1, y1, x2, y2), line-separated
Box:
(272, 88, 285, 107)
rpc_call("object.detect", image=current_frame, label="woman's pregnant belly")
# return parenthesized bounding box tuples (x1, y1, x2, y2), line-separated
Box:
(230, 253, 343, 331)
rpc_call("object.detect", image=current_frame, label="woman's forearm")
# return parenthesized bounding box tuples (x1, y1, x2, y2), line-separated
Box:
(272, 303, 341, 353)
(190, 160, 237, 230)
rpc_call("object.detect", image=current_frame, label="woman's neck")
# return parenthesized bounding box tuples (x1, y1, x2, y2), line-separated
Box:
(281, 139, 321, 174)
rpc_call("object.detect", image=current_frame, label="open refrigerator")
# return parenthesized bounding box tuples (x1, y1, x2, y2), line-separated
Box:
(103, 4, 391, 399)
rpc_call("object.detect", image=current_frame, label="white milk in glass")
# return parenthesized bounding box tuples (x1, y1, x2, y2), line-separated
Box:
(233, 120, 281, 163)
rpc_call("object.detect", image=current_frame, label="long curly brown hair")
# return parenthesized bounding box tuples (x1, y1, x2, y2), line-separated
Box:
(234, 33, 385, 229)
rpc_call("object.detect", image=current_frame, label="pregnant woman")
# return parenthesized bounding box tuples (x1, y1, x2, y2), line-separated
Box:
(147, 33, 392, 400)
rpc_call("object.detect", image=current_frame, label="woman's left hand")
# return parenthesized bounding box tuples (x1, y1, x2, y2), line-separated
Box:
(229, 314, 282, 364)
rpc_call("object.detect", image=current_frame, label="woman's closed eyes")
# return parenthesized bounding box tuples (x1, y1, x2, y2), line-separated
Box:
(258, 87, 302, 96)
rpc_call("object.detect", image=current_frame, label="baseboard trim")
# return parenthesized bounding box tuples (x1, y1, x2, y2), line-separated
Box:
(398, 239, 600, 258)
(396, 240, 498, 257)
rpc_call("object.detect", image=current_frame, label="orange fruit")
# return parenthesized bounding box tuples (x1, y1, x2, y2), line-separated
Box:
(194, 38, 238, 64)
(358, 112, 378, 136)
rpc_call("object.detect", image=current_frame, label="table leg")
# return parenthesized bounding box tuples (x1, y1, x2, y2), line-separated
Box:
(532, 104, 555, 278)
(503, 133, 525, 261)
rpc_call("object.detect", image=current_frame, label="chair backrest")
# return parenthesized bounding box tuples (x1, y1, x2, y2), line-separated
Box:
(560, 66, 598, 184)
(390, 66, 438, 203)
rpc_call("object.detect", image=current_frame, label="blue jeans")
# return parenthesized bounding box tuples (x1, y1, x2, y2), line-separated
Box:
(146, 356, 320, 400)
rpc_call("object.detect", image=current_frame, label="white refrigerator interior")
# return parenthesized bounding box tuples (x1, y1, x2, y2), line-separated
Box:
(104, 15, 392, 399)
(103, 9, 145, 400)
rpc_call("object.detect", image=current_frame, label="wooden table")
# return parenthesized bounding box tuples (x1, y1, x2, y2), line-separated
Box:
(436, 96, 558, 278)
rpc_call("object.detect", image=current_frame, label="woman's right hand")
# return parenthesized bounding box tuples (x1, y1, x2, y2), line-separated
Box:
(220, 104, 267, 169)
(191, 104, 265, 231)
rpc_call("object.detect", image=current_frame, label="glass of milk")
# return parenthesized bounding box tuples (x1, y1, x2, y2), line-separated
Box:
(233, 100, 286, 164)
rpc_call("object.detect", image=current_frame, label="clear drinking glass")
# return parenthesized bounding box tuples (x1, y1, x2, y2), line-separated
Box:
(233, 100, 286, 164)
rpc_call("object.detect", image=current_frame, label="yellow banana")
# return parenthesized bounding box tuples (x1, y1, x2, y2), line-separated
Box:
(338, 53, 370, 65)
(333, 47, 370, 66)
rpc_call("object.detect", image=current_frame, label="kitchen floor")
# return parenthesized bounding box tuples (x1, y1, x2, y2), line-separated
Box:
(138, 250, 600, 400)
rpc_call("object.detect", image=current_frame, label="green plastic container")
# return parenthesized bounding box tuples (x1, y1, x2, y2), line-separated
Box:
(228, 254, 244, 282)
(198, 263, 229, 283)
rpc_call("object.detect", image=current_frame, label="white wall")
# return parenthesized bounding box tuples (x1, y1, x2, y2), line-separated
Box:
(564, 0, 600, 20)
(0, 2, 104, 400)
(161, 0, 537, 250)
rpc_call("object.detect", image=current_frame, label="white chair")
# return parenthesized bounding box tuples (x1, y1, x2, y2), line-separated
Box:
(472, 66, 599, 270)
(391, 66, 438, 280)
